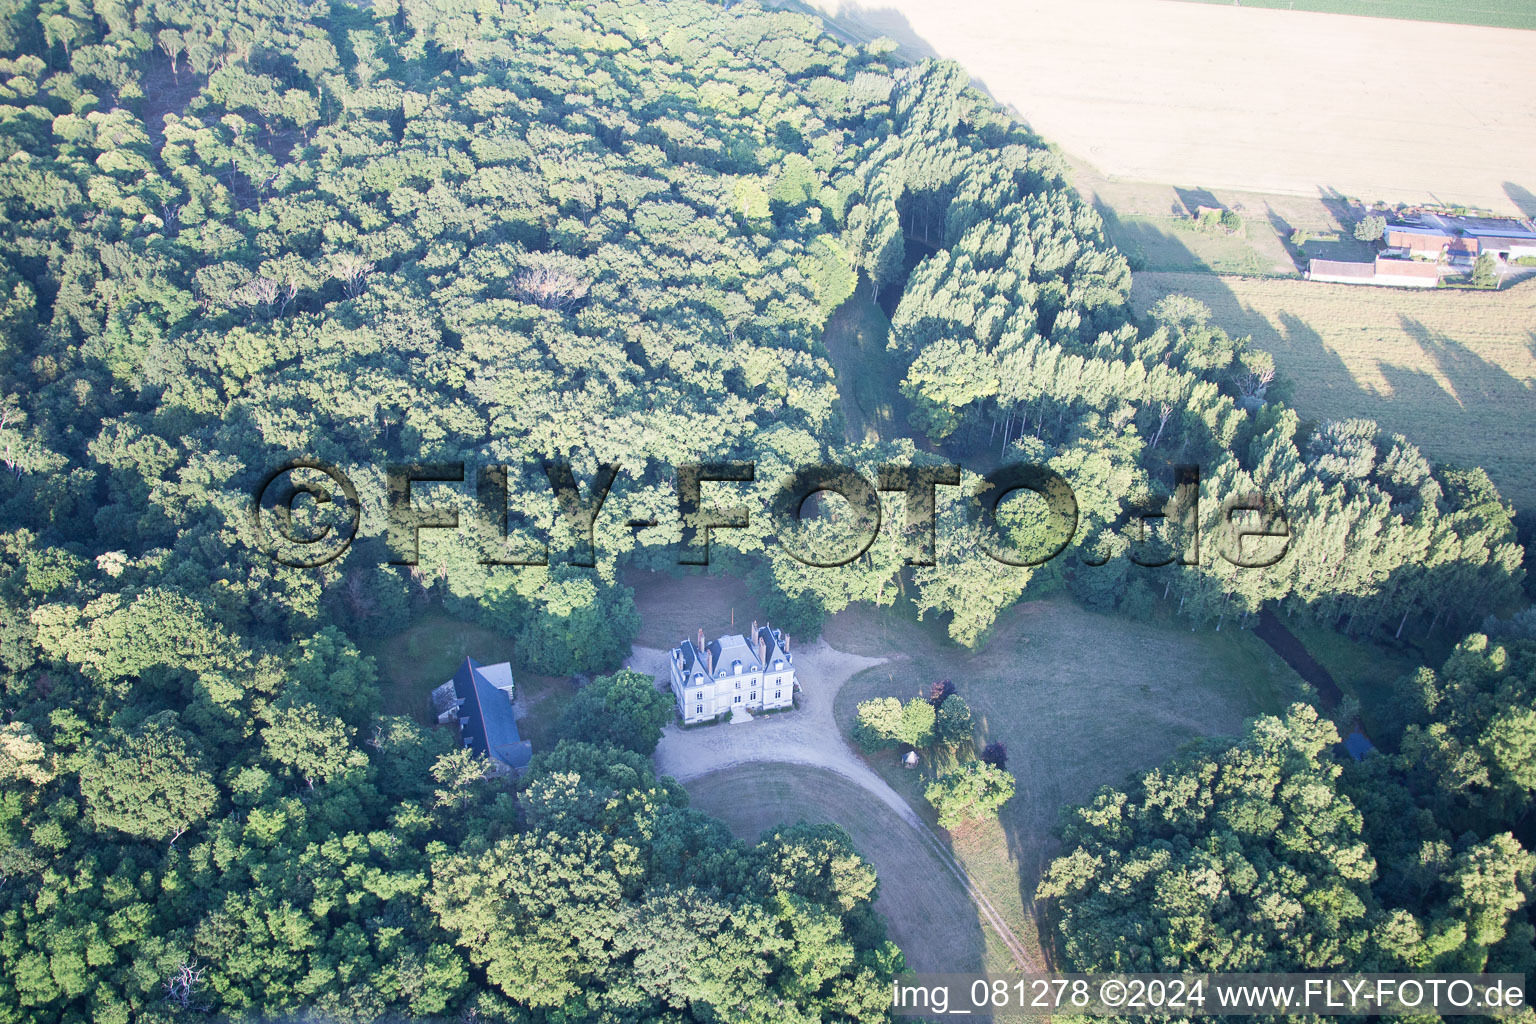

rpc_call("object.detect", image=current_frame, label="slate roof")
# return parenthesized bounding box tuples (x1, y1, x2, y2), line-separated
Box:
(452, 657, 531, 770)
(1385, 224, 1454, 241)
(756, 625, 789, 667)
(706, 633, 761, 675)
(678, 638, 699, 674)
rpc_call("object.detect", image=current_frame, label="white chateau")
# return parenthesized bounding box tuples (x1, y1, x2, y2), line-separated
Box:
(669, 622, 797, 724)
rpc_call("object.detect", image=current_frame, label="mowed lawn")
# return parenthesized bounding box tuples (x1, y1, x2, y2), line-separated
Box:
(364, 611, 576, 749)
(826, 594, 1306, 962)
(625, 568, 768, 650)
(685, 763, 1016, 975)
(1130, 272, 1536, 511)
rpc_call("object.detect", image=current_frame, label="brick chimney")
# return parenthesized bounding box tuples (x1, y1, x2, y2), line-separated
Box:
(697, 627, 704, 652)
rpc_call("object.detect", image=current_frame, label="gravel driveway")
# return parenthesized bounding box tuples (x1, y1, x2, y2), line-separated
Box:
(628, 641, 928, 823)
(625, 640, 1040, 969)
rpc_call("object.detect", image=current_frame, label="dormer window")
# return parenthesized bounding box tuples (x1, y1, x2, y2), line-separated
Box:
(732, 660, 741, 674)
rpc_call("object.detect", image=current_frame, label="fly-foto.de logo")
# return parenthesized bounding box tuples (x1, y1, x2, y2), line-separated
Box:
(250, 459, 1291, 571)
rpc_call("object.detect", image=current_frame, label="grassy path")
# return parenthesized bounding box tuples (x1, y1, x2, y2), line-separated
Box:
(820, 283, 913, 444)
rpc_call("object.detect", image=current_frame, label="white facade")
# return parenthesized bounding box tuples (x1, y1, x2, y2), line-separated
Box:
(669, 623, 796, 724)
(1372, 269, 1438, 288)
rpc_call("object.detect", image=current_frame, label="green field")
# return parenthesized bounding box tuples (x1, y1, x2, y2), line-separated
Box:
(684, 763, 1018, 975)
(820, 281, 912, 444)
(365, 612, 576, 749)
(1102, 211, 1288, 276)
(625, 568, 769, 649)
(827, 594, 1307, 959)
(1284, 619, 1429, 738)
(1166, 0, 1536, 30)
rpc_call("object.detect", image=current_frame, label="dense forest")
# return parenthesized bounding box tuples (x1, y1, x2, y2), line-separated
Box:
(0, 0, 1529, 1019)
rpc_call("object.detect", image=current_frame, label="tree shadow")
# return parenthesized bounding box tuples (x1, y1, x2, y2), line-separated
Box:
(1316, 185, 1361, 232)
(1264, 203, 1306, 272)
(784, 0, 1534, 974)
(1503, 182, 1536, 220)
(1081, 185, 1212, 275)
(1173, 186, 1221, 217)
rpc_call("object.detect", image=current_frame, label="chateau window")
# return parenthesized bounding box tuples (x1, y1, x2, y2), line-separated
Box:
(735, 680, 741, 689)
(775, 690, 781, 699)
(750, 692, 756, 700)
(695, 705, 702, 715)
(695, 691, 702, 699)
(734, 695, 741, 703)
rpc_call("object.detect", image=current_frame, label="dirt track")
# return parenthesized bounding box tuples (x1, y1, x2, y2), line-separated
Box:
(799, 0, 1536, 215)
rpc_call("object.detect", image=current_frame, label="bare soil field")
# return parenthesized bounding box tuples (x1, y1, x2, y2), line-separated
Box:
(799, 0, 1536, 215)
(1129, 272, 1536, 510)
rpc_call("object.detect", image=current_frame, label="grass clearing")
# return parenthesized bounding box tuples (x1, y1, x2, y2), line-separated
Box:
(685, 762, 1020, 974)
(825, 593, 1306, 964)
(1124, 217, 1275, 275)
(624, 567, 768, 649)
(1168, 0, 1536, 31)
(821, 281, 912, 444)
(364, 611, 575, 748)
(1129, 272, 1536, 511)
(1285, 620, 1427, 739)
(1100, 209, 1290, 275)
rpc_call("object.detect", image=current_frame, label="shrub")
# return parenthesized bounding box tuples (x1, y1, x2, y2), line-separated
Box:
(1471, 253, 1499, 289)
(895, 698, 936, 749)
(1353, 215, 1387, 242)
(935, 695, 974, 749)
(924, 762, 1016, 829)
(555, 669, 674, 754)
(852, 697, 903, 753)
